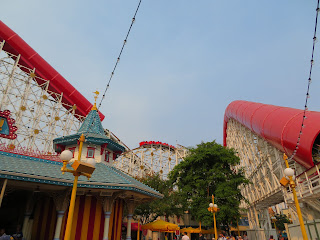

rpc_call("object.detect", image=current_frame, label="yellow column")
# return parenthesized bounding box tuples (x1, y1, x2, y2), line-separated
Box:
(212, 195, 218, 240)
(213, 212, 218, 239)
(283, 154, 308, 240)
(64, 174, 79, 240)
(292, 186, 308, 239)
(78, 134, 85, 161)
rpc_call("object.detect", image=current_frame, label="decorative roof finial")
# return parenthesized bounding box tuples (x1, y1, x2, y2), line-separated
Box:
(91, 91, 99, 110)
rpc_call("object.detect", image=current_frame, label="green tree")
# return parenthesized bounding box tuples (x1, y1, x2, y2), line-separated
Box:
(168, 141, 248, 230)
(134, 173, 184, 224)
(275, 214, 291, 231)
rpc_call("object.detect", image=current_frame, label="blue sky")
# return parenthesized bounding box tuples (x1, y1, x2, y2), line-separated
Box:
(2, 1, 320, 149)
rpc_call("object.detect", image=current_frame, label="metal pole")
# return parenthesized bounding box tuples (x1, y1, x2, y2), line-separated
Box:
(213, 212, 218, 240)
(284, 154, 308, 240)
(291, 186, 308, 240)
(0, 179, 8, 207)
(78, 134, 85, 161)
(64, 134, 85, 240)
(212, 195, 218, 240)
(64, 174, 79, 240)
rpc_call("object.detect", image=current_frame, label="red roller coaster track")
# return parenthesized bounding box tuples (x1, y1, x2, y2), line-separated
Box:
(0, 21, 105, 120)
(224, 100, 320, 169)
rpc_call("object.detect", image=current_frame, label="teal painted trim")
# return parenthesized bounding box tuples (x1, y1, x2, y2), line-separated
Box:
(0, 174, 161, 198)
(0, 151, 62, 166)
(53, 134, 80, 145)
(105, 139, 125, 152)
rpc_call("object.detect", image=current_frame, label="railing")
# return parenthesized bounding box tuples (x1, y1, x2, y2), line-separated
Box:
(284, 164, 320, 202)
(0, 143, 61, 162)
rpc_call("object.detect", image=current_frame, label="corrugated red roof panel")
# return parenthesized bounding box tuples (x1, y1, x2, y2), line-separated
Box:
(224, 100, 320, 168)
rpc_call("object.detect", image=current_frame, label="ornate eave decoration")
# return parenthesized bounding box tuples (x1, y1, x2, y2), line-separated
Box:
(0, 110, 17, 139)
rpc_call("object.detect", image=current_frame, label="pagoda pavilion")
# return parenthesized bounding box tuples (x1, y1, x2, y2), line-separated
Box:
(0, 104, 162, 240)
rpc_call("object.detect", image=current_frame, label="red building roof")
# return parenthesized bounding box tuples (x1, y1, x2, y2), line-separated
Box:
(224, 100, 320, 168)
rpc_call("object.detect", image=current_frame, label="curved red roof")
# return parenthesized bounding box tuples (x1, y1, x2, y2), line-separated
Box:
(223, 100, 320, 168)
(0, 21, 105, 120)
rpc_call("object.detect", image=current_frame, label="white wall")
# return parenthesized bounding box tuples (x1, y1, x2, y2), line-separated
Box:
(69, 143, 114, 164)
(286, 220, 320, 240)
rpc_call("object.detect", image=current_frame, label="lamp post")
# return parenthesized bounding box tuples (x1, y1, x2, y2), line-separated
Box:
(60, 134, 96, 240)
(137, 217, 141, 240)
(270, 216, 277, 232)
(208, 194, 218, 240)
(281, 154, 308, 240)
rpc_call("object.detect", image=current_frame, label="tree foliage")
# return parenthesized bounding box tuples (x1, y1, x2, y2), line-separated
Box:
(275, 214, 291, 231)
(134, 173, 184, 224)
(168, 141, 248, 228)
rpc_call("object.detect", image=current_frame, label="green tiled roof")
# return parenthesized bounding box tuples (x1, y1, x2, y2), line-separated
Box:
(0, 151, 162, 198)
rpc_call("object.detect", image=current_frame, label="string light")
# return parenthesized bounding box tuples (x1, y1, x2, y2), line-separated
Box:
(98, 0, 142, 110)
(290, 0, 320, 161)
(80, 0, 143, 137)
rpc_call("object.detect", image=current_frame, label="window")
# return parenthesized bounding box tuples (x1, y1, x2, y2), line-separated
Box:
(69, 147, 76, 158)
(87, 147, 95, 158)
(105, 150, 110, 162)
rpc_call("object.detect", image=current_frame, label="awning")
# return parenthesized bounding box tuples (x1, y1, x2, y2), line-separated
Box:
(141, 220, 179, 232)
(201, 228, 215, 234)
(230, 226, 249, 231)
(180, 227, 201, 233)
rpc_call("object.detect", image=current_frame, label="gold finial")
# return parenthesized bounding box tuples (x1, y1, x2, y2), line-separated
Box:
(91, 91, 99, 110)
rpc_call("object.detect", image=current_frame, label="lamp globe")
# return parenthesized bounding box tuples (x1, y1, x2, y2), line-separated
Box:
(60, 150, 73, 162)
(86, 158, 96, 167)
(284, 168, 295, 177)
(209, 203, 214, 208)
(213, 204, 218, 208)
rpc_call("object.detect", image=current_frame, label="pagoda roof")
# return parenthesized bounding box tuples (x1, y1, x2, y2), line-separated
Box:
(77, 108, 105, 136)
(0, 151, 162, 198)
(53, 108, 125, 152)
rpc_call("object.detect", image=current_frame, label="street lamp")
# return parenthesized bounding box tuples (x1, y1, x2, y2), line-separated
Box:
(270, 216, 277, 231)
(60, 134, 96, 240)
(208, 194, 219, 240)
(280, 154, 308, 240)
